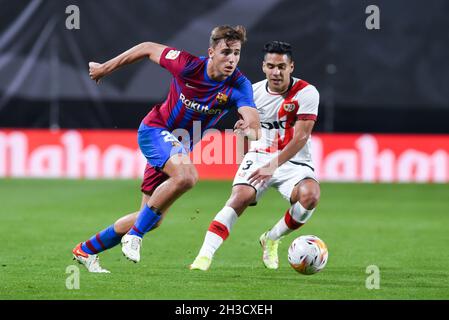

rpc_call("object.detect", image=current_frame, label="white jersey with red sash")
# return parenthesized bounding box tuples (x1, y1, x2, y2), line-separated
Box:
(249, 77, 319, 164)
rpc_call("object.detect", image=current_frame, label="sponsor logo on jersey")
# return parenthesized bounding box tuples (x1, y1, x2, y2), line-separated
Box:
(216, 92, 229, 105)
(165, 50, 181, 60)
(283, 102, 297, 112)
(179, 93, 222, 115)
(260, 120, 295, 129)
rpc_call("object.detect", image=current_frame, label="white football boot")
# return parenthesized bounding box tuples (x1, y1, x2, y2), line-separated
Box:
(121, 234, 142, 263)
(72, 243, 110, 273)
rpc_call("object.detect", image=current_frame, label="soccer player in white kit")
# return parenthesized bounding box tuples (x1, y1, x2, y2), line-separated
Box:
(190, 41, 320, 271)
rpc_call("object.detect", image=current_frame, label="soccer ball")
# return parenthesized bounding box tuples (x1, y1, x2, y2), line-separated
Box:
(288, 235, 328, 275)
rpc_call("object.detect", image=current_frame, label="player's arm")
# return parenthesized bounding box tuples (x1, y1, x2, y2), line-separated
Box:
(235, 106, 262, 141)
(89, 42, 168, 82)
(248, 119, 315, 184)
(234, 107, 262, 141)
(271, 119, 315, 168)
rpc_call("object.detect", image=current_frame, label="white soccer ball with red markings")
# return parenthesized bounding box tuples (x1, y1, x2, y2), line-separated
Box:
(288, 235, 328, 275)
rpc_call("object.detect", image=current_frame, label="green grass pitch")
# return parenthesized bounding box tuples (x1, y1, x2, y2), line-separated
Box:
(0, 179, 448, 300)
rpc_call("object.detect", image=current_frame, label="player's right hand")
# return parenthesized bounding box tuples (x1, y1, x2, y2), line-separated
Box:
(233, 119, 250, 136)
(89, 62, 104, 83)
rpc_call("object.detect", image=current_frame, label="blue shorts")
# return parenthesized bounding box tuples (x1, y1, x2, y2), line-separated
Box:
(138, 123, 188, 170)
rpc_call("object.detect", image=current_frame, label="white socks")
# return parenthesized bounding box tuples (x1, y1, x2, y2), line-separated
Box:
(198, 206, 238, 259)
(267, 217, 290, 240)
(267, 202, 315, 240)
(197, 202, 315, 257)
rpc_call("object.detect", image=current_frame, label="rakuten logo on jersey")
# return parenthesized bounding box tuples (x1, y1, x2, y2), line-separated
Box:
(179, 93, 221, 115)
(260, 120, 294, 129)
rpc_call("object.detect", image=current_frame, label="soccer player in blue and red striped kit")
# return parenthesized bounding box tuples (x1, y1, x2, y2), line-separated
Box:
(72, 25, 261, 272)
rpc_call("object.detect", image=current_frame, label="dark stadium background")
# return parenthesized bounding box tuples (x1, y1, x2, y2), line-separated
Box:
(1, 0, 449, 304)
(1, 0, 448, 133)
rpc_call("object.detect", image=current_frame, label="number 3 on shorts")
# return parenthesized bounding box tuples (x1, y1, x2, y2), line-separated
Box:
(242, 160, 253, 170)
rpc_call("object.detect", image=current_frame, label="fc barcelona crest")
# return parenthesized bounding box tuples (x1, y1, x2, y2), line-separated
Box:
(216, 92, 229, 105)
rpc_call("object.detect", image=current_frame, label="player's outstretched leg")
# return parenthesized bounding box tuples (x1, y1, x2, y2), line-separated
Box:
(190, 185, 255, 271)
(260, 179, 319, 269)
(190, 206, 238, 271)
(73, 193, 154, 272)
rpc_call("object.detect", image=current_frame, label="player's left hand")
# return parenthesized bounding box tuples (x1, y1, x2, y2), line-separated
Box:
(248, 163, 276, 185)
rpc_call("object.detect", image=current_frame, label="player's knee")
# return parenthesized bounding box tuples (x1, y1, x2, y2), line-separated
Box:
(226, 194, 253, 215)
(186, 171, 199, 188)
(299, 188, 320, 210)
(174, 173, 197, 191)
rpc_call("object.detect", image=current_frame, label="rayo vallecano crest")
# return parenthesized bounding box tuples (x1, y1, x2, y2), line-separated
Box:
(216, 92, 229, 105)
(283, 101, 298, 112)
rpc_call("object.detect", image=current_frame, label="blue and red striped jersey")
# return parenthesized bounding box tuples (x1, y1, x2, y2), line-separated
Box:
(143, 47, 255, 144)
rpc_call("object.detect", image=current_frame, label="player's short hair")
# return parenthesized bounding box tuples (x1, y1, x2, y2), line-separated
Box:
(209, 25, 247, 48)
(263, 41, 293, 61)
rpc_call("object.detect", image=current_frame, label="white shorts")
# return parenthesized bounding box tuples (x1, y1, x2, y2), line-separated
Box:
(232, 151, 318, 205)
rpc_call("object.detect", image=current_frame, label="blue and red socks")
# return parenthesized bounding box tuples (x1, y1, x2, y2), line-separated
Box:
(80, 205, 162, 255)
(128, 205, 162, 238)
(81, 225, 122, 255)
